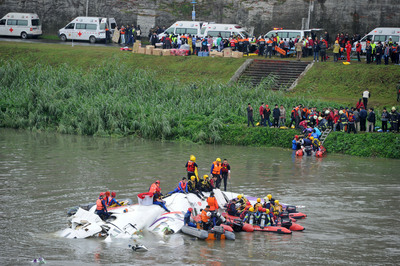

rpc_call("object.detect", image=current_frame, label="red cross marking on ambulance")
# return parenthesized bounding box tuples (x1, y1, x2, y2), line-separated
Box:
(9, 28, 13, 32)
(78, 32, 82, 37)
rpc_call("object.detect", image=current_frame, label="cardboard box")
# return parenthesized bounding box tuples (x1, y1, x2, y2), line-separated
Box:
(211, 51, 223, 57)
(162, 49, 171, 56)
(232, 51, 243, 58)
(138, 47, 146, 54)
(223, 48, 232, 58)
(152, 48, 163, 56)
(132, 42, 141, 53)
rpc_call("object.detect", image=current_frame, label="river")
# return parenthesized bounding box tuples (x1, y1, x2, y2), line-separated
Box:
(0, 128, 399, 265)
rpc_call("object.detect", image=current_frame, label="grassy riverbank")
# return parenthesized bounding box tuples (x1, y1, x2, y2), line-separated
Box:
(1, 42, 400, 159)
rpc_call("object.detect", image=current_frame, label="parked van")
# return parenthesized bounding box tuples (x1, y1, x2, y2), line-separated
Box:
(58, 17, 117, 43)
(0, 13, 42, 39)
(355, 27, 400, 52)
(264, 28, 323, 40)
(200, 23, 250, 38)
(159, 21, 203, 38)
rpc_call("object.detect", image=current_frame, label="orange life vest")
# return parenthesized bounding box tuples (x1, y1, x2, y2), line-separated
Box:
(178, 180, 187, 191)
(96, 198, 104, 211)
(207, 196, 219, 211)
(212, 161, 221, 175)
(201, 210, 209, 223)
(149, 183, 160, 194)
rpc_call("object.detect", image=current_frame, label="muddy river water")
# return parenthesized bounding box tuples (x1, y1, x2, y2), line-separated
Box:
(0, 128, 399, 265)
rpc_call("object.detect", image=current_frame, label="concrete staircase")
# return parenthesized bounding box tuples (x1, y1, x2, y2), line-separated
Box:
(237, 60, 311, 89)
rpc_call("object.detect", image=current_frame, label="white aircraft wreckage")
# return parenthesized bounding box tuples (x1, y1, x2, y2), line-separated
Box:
(60, 189, 236, 239)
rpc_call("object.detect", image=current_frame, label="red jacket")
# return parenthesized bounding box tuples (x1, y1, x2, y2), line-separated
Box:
(259, 106, 264, 116)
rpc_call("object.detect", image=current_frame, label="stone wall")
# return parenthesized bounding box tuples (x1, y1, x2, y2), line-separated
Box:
(0, 0, 398, 39)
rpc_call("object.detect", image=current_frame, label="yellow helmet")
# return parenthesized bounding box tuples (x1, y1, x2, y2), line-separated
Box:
(191, 176, 196, 181)
(265, 209, 270, 214)
(310, 136, 314, 140)
(190, 155, 196, 162)
(216, 158, 221, 162)
(257, 198, 261, 203)
(275, 200, 279, 204)
(249, 207, 254, 212)
(267, 194, 272, 200)
(203, 174, 209, 179)
(237, 194, 242, 200)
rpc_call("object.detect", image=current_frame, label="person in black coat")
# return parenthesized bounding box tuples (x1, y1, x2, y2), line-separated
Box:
(272, 104, 280, 128)
(359, 106, 368, 131)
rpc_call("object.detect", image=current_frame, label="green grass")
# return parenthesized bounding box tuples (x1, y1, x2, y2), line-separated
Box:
(0, 41, 246, 84)
(41, 34, 60, 40)
(291, 62, 400, 108)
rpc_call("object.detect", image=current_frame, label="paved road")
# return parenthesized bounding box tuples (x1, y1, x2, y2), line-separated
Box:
(0, 36, 127, 48)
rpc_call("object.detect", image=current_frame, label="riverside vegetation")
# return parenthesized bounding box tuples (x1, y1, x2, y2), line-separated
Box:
(1, 60, 399, 159)
(0, 42, 399, 159)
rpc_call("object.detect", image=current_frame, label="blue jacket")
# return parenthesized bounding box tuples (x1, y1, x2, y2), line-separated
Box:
(313, 127, 321, 138)
(178, 181, 188, 192)
(108, 198, 121, 206)
(184, 211, 191, 225)
(292, 139, 298, 150)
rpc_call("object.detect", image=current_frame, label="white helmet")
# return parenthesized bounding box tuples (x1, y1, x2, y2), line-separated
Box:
(325, 110, 330, 115)
(207, 212, 212, 217)
(313, 115, 317, 120)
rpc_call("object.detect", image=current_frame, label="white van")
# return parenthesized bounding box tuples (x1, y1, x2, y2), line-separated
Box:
(0, 13, 42, 39)
(58, 17, 117, 43)
(355, 27, 400, 51)
(264, 28, 323, 40)
(159, 21, 203, 38)
(200, 23, 250, 38)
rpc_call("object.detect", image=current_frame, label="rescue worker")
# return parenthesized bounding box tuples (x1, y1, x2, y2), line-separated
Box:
(261, 209, 272, 227)
(149, 180, 161, 194)
(120, 26, 125, 45)
(311, 137, 321, 152)
(185, 155, 198, 179)
(187, 176, 204, 199)
(236, 194, 249, 211)
(345, 41, 352, 62)
(390, 107, 399, 132)
(274, 200, 282, 215)
(210, 158, 222, 189)
(220, 159, 231, 191)
(104, 191, 111, 206)
(347, 111, 357, 134)
(254, 207, 264, 225)
(153, 190, 170, 212)
(339, 110, 348, 132)
(200, 175, 212, 192)
(107, 191, 122, 207)
(96, 193, 110, 220)
(266, 37, 273, 58)
(243, 207, 255, 224)
(227, 198, 239, 216)
(258, 36, 266, 56)
(292, 135, 301, 150)
(253, 198, 263, 210)
(201, 206, 213, 230)
(167, 177, 188, 195)
(239, 201, 251, 219)
(184, 208, 196, 227)
(207, 192, 219, 213)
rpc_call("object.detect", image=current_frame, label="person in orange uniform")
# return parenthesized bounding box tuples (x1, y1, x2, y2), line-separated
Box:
(96, 193, 110, 220)
(149, 180, 161, 195)
(207, 192, 219, 226)
(210, 158, 222, 188)
(345, 41, 352, 62)
(201, 205, 213, 230)
(185, 155, 198, 179)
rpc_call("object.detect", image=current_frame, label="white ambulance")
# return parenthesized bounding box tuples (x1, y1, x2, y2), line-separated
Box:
(58, 17, 117, 43)
(355, 27, 400, 52)
(159, 21, 203, 38)
(0, 13, 42, 39)
(264, 28, 323, 40)
(200, 23, 250, 38)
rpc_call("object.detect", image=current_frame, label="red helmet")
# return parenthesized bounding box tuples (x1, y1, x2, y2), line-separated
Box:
(308, 133, 312, 137)
(258, 207, 263, 212)
(99, 192, 105, 197)
(106, 191, 110, 197)
(155, 180, 160, 184)
(111, 191, 116, 197)
(188, 208, 193, 212)
(246, 201, 251, 206)
(262, 208, 266, 212)
(295, 135, 299, 139)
